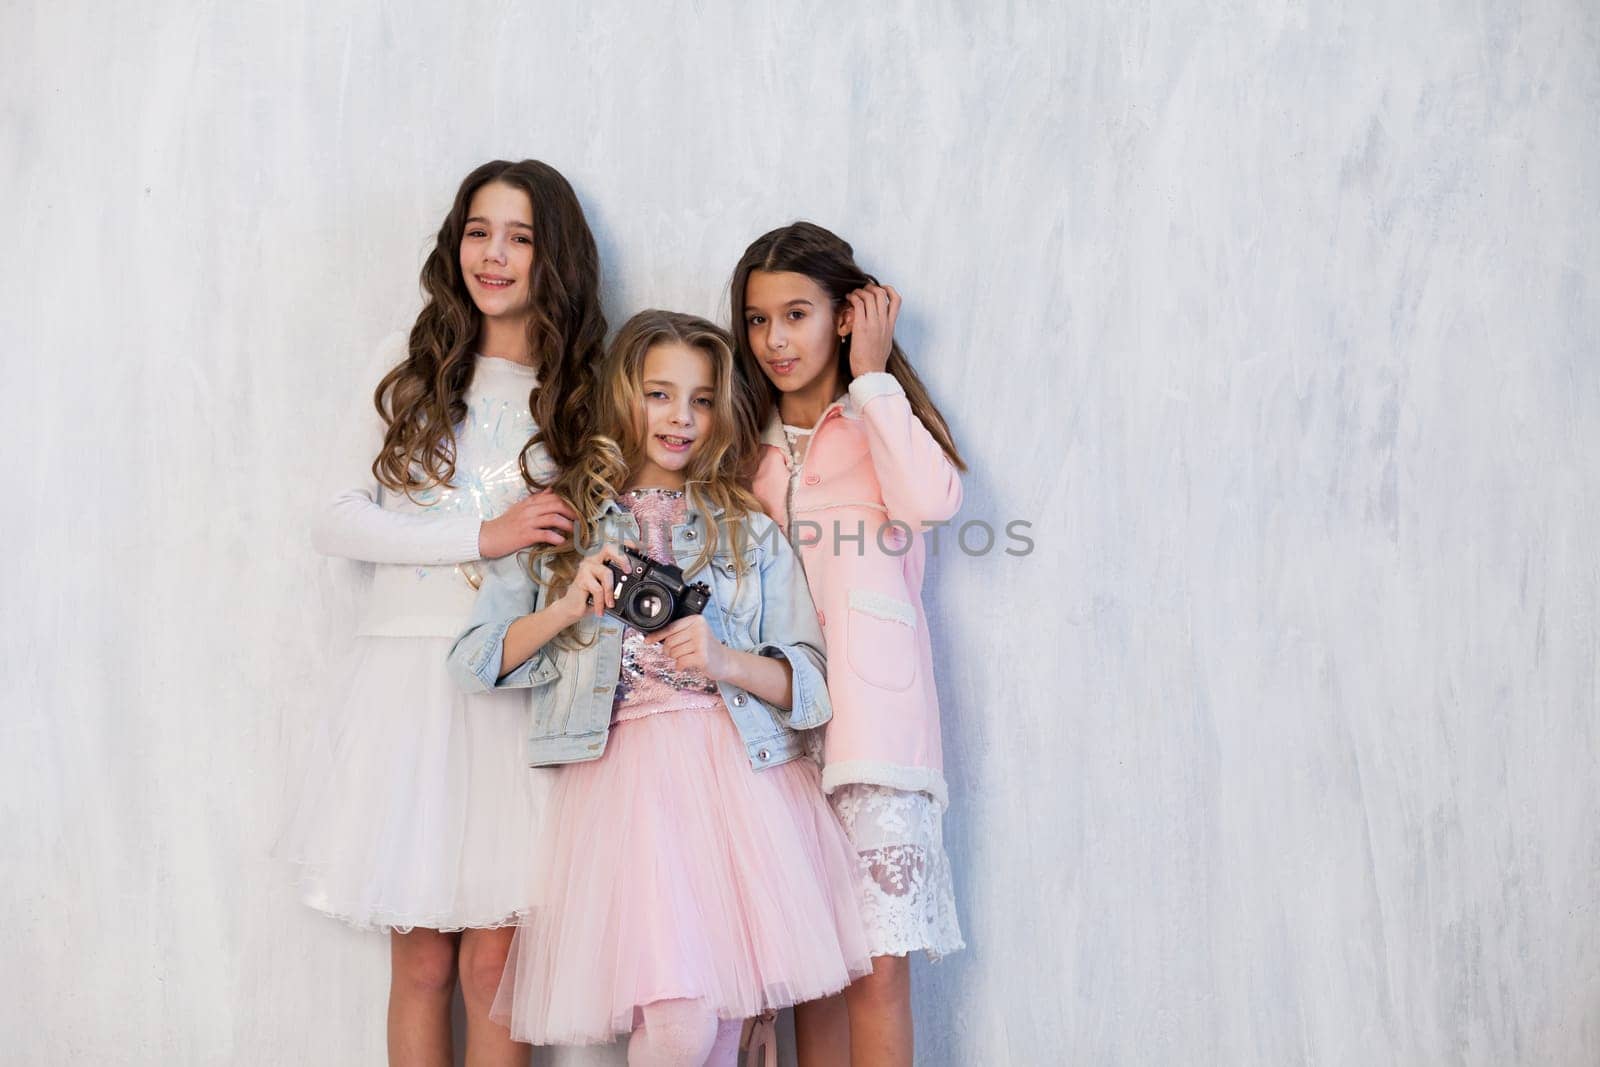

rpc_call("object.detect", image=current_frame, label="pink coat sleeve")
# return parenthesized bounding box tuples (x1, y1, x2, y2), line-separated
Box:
(847, 372, 963, 529)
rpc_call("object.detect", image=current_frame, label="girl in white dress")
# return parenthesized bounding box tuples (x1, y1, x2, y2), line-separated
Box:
(280, 159, 606, 1066)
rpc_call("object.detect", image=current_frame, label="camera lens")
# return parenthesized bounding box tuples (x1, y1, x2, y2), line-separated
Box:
(623, 581, 674, 631)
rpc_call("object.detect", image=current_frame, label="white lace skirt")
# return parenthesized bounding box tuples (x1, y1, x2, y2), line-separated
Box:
(279, 634, 552, 932)
(830, 784, 965, 960)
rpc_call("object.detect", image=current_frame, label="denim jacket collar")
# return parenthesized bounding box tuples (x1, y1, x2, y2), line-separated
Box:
(592, 490, 734, 566)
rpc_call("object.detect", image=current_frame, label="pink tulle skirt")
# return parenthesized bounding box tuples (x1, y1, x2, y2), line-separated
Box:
(491, 706, 871, 1046)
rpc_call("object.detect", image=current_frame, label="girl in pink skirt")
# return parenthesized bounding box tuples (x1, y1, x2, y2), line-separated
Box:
(448, 309, 870, 1065)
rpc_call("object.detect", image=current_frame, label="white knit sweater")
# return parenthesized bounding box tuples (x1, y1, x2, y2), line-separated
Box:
(313, 335, 551, 637)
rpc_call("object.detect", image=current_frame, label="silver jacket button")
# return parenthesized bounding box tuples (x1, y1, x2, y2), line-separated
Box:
(732, 693, 747, 707)
(757, 748, 770, 762)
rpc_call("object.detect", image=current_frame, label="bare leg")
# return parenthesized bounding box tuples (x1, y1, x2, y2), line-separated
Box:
(843, 955, 912, 1067)
(793, 994, 851, 1067)
(459, 926, 528, 1067)
(388, 928, 459, 1067)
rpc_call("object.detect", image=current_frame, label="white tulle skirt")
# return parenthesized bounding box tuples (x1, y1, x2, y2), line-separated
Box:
(280, 634, 550, 932)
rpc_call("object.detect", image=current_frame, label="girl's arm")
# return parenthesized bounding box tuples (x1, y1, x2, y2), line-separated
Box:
(748, 516, 831, 729)
(646, 613, 814, 716)
(646, 518, 829, 726)
(495, 597, 583, 680)
(448, 555, 562, 690)
(845, 289, 963, 529)
(713, 646, 796, 710)
(449, 546, 628, 689)
(312, 335, 486, 566)
(850, 372, 963, 528)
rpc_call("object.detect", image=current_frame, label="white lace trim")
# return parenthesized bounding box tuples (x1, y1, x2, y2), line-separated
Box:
(848, 588, 917, 627)
(822, 759, 949, 809)
(792, 500, 890, 516)
(294, 870, 529, 934)
(831, 784, 964, 961)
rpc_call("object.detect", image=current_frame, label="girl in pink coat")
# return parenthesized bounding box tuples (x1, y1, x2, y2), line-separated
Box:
(731, 222, 967, 1067)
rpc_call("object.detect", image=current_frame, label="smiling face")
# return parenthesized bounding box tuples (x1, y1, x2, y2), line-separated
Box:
(631, 342, 716, 489)
(743, 269, 848, 400)
(458, 181, 536, 322)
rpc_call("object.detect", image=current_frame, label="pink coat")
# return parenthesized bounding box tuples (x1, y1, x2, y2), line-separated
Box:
(752, 371, 962, 806)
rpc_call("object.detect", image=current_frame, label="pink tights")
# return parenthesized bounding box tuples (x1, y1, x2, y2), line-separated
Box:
(626, 999, 743, 1066)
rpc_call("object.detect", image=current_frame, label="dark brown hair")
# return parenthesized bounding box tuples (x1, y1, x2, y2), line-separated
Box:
(728, 221, 966, 470)
(371, 159, 607, 494)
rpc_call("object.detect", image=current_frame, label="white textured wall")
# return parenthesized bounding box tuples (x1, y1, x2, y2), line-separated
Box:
(4, 2, 1597, 1064)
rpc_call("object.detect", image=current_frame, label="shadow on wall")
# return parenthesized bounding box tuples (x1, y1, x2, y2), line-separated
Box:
(913, 447, 995, 1066)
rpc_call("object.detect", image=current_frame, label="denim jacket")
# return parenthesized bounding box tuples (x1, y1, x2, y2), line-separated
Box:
(447, 495, 831, 770)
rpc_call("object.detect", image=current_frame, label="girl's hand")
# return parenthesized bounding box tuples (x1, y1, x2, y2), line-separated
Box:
(479, 490, 577, 559)
(844, 283, 901, 378)
(645, 615, 732, 681)
(553, 544, 631, 624)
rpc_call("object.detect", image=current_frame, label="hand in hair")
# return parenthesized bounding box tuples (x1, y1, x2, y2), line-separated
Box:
(479, 490, 578, 558)
(844, 284, 902, 378)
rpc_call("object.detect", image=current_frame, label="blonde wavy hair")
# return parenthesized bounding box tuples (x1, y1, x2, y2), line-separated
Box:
(533, 309, 764, 606)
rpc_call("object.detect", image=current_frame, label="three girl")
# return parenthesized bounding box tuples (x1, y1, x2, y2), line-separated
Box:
(290, 175, 964, 1066)
(732, 222, 967, 1067)
(448, 310, 871, 1064)
(282, 159, 605, 1066)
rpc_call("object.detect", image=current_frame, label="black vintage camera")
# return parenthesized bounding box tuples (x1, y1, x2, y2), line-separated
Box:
(603, 546, 711, 633)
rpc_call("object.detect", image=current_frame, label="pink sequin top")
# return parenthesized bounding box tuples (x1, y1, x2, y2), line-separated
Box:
(610, 489, 722, 725)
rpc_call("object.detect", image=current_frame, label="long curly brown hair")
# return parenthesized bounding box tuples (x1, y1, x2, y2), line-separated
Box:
(728, 220, 966, 470)
(534, 310, 764, 604)
(370, 159, 607, 494)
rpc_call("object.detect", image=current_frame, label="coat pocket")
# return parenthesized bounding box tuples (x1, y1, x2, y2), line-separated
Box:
(844, 588, 919, 692)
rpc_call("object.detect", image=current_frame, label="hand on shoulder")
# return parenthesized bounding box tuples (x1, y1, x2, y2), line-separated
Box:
(480, 490, 578, 558)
